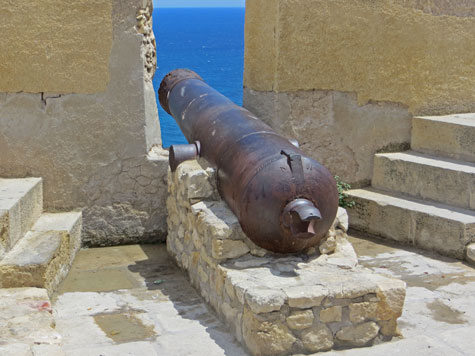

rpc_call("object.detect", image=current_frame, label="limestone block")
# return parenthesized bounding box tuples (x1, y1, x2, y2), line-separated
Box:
(335, 207, 349, 232)
(212, 239, 250, 260)
(336, 322, 380, 347)
(286, 310, 314, 330)
(285, 285, 328, 308)
(467, 243, 475, 265)
(0, 178, 43, 253)
(348, 188, 475, 259)
(242, 308, 297, 356)
(245, 288, 286, 314)
(378, 319, 401, 337)
(175, 161, 215, 200)
(301, 324, 334, 353)
(349, 302, 378, 323)
(320, 306, 342, 323)
(0, 211, 82, 294)
(193, 201, 236, 240)
(373, 151, 475, 210)
(412, 114, 475, 163)
(319, 235, 337, 255)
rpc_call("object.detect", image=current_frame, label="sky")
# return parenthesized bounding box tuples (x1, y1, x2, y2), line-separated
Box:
(153, 0, 245, 7)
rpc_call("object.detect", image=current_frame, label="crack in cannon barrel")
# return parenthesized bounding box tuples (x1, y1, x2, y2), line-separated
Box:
(159, 69, 338, 253)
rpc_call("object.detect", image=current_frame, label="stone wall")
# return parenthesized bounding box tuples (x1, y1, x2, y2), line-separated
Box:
(0, 0, 168, 246)
(243, 0, 475, 186)
(167, 159, 407, 356)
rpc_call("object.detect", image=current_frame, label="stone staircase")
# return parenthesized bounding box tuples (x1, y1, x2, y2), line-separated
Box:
(348, 114, 475, 264)
(0, 177, 82, 294)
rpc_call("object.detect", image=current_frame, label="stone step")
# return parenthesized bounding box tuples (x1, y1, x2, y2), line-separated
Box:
(0, 212, 82, 295)
(347, 188, 475, 260)
(372, 151, 475, 210)
(412, 114, 475, 163)
(0, 178, 43, 259)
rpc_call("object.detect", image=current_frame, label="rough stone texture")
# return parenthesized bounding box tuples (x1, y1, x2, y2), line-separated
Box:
(243, 88, 411, 186)
(467, 243, 475, 265)
(286, 310, 314, 330)
(0, 178, 43, 259)
(167, 160, 407, 355)
(348, 188, 475, 260)
(320, 306, 342, 323)
(412, 114, 475, 163)
(0, 0, 168, 246)
(242, 308, 297, 356)
(301, 325, 334, 352)
(0, 288, 60, 347)
(244, 0, 475, 115)
(0, 0, 112, 93)
(372, 151, 475, 210)
(336, 322, 381, 347)
(348, 113, 475, 264)
(0, 212, 82, 295)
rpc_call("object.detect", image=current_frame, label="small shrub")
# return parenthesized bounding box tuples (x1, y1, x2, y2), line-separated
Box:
(334, 175, 355, 208)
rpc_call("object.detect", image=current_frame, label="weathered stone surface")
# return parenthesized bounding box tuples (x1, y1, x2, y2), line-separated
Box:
(349, 302, 378, 323)
(0, 0, 112, 93)
(176, 161, 215, 200)
(0, 212, 82, 294)
(412, 114, 475, 163)
(373, 151, 475, 210)
(245, 288, 286, 314)
(244, 0, 475, 115)
(286, 310, 314, 330)
(348, 188, 475, 259)
(0, 288, 60, 346)
(212, 239, 250, 260)
(285, 285, 327, 308)
(336, 321, 380, 347)
(320, 306, 342, 323)
(301, 324, 334, 352)
(167, 158, 406, 355)
(335, 207, 349, 232)
(467, 243, 475, 265)
(242, 308, 296, 356)
(0, 178, 43, 255)
(0, 0, 167, 247)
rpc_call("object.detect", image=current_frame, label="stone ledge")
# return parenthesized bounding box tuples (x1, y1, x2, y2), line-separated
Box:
(167, 160, 406, 355)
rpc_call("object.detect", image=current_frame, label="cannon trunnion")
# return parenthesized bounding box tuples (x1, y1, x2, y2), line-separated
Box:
(159, 69, 338, 254)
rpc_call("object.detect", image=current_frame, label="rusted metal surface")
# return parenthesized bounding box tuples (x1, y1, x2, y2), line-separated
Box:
(159, 69, 339, 253)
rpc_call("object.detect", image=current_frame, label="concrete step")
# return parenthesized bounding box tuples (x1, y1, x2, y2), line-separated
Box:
(412, 114, 475, 163)
(373, 151, 475, 210)
(0, 178, 43, 259)
(0, 212, 82, 295)
(347, 188, 475, 261)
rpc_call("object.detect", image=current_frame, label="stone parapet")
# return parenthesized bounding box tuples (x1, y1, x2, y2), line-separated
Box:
(0, 0, 168, 246)
(167, 160, 406, 355)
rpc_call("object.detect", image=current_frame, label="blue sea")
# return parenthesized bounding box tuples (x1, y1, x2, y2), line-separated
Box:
(152, 8, 245, 148)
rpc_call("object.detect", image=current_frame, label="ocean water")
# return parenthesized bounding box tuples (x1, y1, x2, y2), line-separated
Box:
(152, 8, 245, 148)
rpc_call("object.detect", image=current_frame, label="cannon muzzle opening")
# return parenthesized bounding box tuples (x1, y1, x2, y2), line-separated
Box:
(282, 199, 322, 240)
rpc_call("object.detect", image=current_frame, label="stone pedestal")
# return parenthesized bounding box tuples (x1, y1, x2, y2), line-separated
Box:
(167, 160, 406, 355)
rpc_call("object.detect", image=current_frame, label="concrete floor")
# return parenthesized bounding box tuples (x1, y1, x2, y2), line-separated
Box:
(52, 244, 247, 356)
(50, 234, 475, 356)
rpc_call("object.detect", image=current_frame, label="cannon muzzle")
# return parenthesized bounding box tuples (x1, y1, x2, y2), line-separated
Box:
(159, 69, 339, 254)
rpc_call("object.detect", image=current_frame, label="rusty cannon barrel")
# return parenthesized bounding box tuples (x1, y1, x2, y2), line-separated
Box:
(159, 69, 339, 254)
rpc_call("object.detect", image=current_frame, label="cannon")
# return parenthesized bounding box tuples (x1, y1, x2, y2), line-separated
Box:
(159, 69, 338, 253)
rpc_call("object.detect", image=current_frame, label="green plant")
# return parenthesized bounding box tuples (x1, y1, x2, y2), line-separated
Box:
(334, 175, 355, 208)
